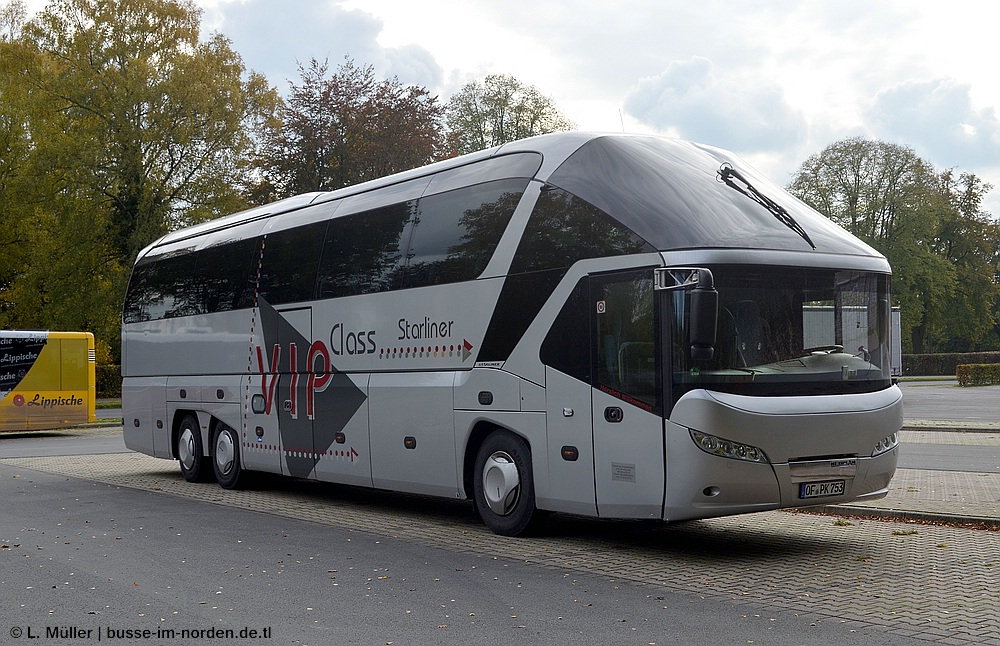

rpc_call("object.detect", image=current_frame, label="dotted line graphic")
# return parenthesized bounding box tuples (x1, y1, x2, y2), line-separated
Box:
(243, 236, 267, 438)
(379, 339, 473, 360)
(380, 342, 461, 360)
(241, 442, 359, 462)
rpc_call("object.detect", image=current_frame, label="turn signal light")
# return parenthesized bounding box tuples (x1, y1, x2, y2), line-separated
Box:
(690, 430, 768, 463)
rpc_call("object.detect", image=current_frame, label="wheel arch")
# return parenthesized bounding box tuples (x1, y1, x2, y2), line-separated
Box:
(462, 420, 532, 501)
(171, 409, 224, 459)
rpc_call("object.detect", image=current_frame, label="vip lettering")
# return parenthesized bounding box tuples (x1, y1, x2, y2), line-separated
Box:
(255, 341, 332, 419)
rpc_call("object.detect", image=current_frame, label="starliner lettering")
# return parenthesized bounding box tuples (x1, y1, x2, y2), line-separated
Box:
(398, 317, 454, 340)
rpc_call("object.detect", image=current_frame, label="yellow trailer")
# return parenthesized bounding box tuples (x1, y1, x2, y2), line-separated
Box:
(0, 331, 97, 432)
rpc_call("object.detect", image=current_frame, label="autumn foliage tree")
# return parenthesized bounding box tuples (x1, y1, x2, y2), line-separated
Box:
(0, 0, 278, 358)
(259, 57, 444, 199)
(445, 73, 575, 155)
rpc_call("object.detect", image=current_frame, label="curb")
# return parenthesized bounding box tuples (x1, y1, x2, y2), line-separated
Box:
(806, 504, 1000, 528)
(902, 422, 1000, 433)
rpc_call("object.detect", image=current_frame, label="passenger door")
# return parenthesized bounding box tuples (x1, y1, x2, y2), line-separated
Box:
(590, 271, 665, 519)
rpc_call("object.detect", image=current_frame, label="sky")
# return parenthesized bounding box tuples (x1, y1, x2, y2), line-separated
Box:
(22, 0, 1000, 216)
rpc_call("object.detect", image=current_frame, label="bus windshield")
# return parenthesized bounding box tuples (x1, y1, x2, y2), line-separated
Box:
(670, 265, 892, 401)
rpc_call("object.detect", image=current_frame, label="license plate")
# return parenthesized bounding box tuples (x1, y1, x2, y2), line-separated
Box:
(799, 480, 846, 499)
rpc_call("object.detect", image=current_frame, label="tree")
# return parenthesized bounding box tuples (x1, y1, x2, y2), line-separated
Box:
(0, 0, 279, 358)
(788, 137, 998, 353)
(0, 0, 25, 42)
(445, 73, 575, 155)
(0, 1, 46, 325)
(929, 171, 1000, 350)
(19, 0, 279, 264)
(260, 57, 444, 198)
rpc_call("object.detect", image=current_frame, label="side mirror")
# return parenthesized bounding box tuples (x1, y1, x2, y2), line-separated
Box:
(690, 285, 718, 361)
(655, 267, 718, 361)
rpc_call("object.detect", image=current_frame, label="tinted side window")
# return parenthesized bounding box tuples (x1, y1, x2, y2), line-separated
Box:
(509, 188, 655, 274)
(316, 202, 412, 299)
(539, 276, 591, 382)
(595, 273, 659, 412)
(257, 221, 328, 305)
(123, 238, 261, 323)
(201, 238, 260, 313)
(123, 259, 154, 323)
(405, 179, 527, 289)
(123, 250, 200, 323)
(478, 268, 565, 364)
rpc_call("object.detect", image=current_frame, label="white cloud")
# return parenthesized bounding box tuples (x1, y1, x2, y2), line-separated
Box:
(623, 57, 807, 154)
(202, 0, 436, 90)
(867, 78, 1000, 170)
(383, 44, 442, 91)
(20, 0, 1000, 216)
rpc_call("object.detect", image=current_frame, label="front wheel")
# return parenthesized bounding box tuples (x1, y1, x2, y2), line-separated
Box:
(473, 431, 541, 537)
(212, 423, 244, 489)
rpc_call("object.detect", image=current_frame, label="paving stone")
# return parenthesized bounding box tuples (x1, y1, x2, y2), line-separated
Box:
(2, 450, 998, 644)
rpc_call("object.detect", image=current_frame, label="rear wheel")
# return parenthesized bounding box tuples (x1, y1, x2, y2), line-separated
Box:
(177, 415, 211, 483)
(473, 430, 541, 536)
(212, 423, 243, 489)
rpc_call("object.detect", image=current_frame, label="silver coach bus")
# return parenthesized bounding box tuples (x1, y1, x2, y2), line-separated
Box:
(121, 133, 900, 536)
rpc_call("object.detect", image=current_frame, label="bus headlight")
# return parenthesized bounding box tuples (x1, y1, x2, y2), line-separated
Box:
(871, 432, 899, 457)
(690, 430, 769, 464)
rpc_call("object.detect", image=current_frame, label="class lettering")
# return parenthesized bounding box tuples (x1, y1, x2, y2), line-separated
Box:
(330, 323, 377, 356)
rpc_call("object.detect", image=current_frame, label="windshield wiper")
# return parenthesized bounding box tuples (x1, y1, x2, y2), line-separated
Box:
(718, 163, 816, 250)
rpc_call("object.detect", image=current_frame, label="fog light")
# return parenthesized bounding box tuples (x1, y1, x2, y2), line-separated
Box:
(690, 430, 769, 463)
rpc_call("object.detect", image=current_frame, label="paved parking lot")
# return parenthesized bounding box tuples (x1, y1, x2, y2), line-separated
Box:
(4, 448, 999, 645)
(899, 381, 1000, 426)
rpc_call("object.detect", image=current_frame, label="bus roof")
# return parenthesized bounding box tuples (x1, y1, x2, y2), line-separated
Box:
(139, 132, 882, 261)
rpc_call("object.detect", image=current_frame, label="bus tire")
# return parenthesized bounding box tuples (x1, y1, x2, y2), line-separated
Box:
(212, 423, 243, 489)
(473, 430, 540, 537)
(177, 415, 211, 483)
